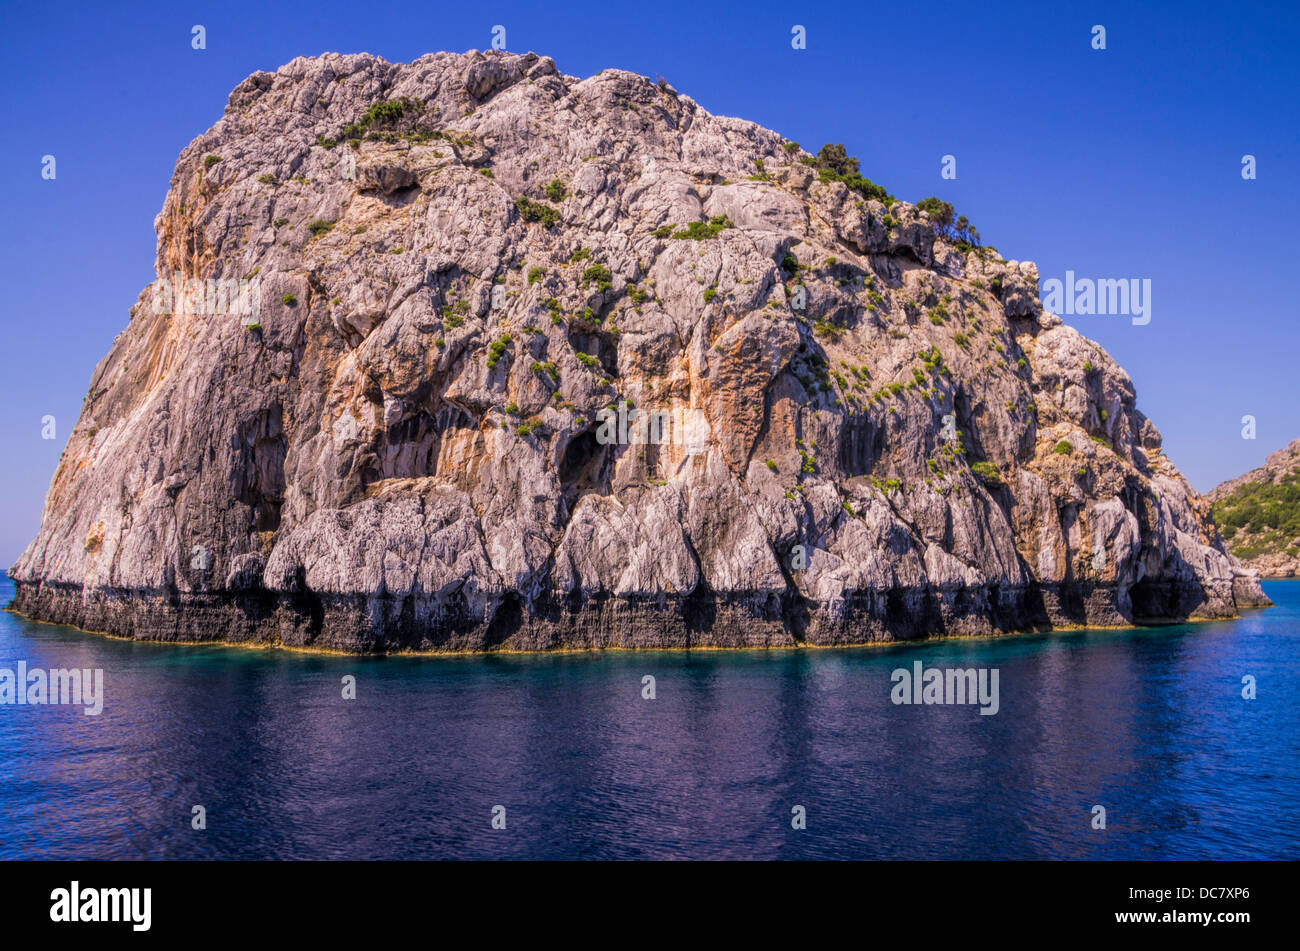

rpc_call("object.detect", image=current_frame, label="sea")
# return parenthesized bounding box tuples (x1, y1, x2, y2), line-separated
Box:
(2, 572, 1296, 860)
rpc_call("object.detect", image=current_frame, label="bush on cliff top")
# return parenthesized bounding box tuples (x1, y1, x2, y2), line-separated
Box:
(915, 196, 981, 250)
(812, 143, 892, 205)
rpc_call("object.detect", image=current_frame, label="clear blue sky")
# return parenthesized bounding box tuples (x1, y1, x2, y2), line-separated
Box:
(1, 0, 1297, 564)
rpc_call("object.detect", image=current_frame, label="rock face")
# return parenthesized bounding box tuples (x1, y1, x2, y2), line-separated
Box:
(1209, 438, 1300, 578)
(8, 50, 1270, 652)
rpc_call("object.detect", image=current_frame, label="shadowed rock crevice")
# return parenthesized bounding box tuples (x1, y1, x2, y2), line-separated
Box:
(557, 426, 611, 512)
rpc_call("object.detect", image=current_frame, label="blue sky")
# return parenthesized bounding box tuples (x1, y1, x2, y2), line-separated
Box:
(1, 0, 1297, 563)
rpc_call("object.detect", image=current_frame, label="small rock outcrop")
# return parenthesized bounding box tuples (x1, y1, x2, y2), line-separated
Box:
(8, 50, 1269, 651)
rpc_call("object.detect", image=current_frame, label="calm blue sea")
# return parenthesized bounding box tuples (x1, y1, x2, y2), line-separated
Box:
(1, 573, 1296, 860)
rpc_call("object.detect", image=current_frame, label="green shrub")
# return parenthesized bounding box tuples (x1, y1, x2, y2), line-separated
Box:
(342, 97, 427, 141)
(257, 173, 277, 185)
(914, 197, 982, 249)
(486, 333, 512, 369)
(272, 217, 289, 228)
(528, 266, 546, 285)
(581, 263, 612, 291)
(203, 155, 222, 169)
(670, 216, 734, 240)
(515, 196, 560, 227)
(307, 219, 335, 237)
(1053, 440, 1073, 455)
(971, 460, 1002, 487)
(282, 293, 297, 306)
(915, 196, 953, 228)
(544, 179, 567, 201)
(575, 351, 599, 368)
(811, 144, 891, 203)
(361, 99, 413, 126)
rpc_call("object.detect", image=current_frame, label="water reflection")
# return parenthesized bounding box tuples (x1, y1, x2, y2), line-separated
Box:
(2, 578, 1297, 860)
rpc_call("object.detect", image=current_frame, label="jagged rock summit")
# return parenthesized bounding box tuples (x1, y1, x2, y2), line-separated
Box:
(9, 50, 1269, 651)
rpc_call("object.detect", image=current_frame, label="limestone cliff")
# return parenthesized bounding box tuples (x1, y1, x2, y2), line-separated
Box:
(8, 50, 1269, 651)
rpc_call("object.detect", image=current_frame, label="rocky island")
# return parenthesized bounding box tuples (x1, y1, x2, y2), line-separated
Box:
(8, 50, 1270, 652)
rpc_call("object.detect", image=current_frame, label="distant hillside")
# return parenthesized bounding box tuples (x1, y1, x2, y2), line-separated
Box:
(1209, 439, 1300, 577)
